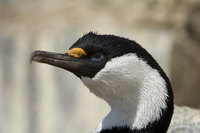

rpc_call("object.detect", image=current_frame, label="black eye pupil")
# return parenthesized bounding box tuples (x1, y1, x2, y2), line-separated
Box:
(90, 52, 105, 63)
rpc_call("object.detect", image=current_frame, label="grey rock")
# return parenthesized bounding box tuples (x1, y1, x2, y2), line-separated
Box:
(168, 105, 200, 133)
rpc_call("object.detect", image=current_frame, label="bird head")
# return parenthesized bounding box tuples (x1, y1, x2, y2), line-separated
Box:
(30, 32, 173, 133)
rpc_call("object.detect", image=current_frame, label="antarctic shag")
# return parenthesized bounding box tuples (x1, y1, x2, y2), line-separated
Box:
(30, 32, 174, 133)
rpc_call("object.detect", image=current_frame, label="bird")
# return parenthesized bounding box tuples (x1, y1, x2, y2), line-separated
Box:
(30, 32, 174, 133)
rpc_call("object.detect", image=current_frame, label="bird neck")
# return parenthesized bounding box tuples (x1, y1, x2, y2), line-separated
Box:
(96, 84, 169, 133)
(96, 96, 137, 130)
(97, 95, 173, 133)
(96, 89, 173, 133)
(81, 54, 174, 133)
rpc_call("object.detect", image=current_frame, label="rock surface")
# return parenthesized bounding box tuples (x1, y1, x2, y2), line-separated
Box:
(168, 106, 200, 133)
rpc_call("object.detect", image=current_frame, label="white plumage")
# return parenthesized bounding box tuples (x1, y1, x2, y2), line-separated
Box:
(82, 53, 168, 132)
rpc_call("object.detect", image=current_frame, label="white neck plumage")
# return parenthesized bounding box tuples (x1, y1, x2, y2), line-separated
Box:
(81, 54, 169, 132)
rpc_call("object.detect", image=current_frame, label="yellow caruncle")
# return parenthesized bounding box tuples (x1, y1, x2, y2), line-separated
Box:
(65, 47, 87, 58)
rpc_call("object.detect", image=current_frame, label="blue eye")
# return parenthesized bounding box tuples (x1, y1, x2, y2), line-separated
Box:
(90, 52, 105, 63)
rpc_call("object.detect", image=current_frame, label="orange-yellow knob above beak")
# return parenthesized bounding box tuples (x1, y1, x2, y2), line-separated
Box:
(65, 47, 87, 58)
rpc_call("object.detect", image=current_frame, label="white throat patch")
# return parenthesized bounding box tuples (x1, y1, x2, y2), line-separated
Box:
(81, 53, 168, 132)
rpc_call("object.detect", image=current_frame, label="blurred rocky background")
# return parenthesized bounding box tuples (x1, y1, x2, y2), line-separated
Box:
(0, 0, 200, 133)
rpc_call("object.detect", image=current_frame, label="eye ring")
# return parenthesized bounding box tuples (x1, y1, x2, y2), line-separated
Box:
(90, 52, 105, 63)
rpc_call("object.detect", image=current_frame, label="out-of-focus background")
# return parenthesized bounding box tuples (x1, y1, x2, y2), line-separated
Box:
(0, 0, 200, 133)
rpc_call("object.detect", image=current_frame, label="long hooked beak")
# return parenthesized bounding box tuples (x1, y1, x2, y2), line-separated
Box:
(30, 50, 99, 78)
